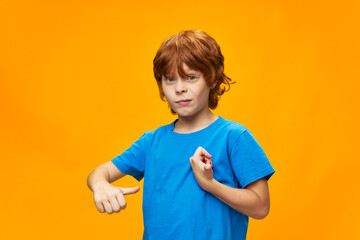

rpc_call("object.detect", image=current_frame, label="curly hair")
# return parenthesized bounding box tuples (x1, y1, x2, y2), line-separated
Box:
(153, 30, 235, 115)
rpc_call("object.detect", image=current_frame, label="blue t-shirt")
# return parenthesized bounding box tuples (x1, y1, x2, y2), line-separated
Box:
(111, 116, 275, 240)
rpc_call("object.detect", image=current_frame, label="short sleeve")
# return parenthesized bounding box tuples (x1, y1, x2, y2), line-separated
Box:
(230, 129, 275, 188)
(111, 131, 149, 182)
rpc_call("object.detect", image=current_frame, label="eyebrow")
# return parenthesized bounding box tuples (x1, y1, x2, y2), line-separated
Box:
(164, 71, 199, 77)
(163, 67, 202, 77)
(184, 69, 202, 75)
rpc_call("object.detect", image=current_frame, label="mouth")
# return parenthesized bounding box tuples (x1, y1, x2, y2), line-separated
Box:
(176, 99, 192, 103)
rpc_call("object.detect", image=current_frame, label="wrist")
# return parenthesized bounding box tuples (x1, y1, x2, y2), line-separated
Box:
(92, 181, 110, 192)
(204, 178, 219, 193)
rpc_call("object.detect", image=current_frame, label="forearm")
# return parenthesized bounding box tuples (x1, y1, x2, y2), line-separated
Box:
(87, 166, 111, 192)
(206, 179, 268, 219)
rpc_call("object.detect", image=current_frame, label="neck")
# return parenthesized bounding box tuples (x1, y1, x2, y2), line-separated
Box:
(174, 110, 218, 133)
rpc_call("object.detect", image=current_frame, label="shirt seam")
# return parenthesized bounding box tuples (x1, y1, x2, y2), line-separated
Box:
(229, 129, 248, 154)
(241, 167, 275, 188)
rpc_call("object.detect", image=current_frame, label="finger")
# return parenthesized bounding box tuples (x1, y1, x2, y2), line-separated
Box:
(116, 193, 127, 210)
(194, 147, 205, 158)
(204, 160, 212, 170)
(191, 156, 205, 167)
(204, 162, 212, 170)
(204, 158, 212, 165)
(196, 146, 212, 158)
(204, 156, 213, 168)
(120, 186, 140, 195)
(109, 195, 121, 213)
(95, 200, 105, 213)
(190, 156, 201, 163)
(201, 146, 212, 158)
(102, 200, 114, 214)
(203, 156, 212, 165)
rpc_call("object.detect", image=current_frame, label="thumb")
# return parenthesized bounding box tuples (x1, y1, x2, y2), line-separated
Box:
(204, 163, 212, 171)
(119, 186, 140, 195)
(204, 157, 212, 170)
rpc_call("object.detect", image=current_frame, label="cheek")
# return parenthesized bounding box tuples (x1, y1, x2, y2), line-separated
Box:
(162, 88, 173, 103)
(196, 88, 210, 100)
(161, 86, 170, 97)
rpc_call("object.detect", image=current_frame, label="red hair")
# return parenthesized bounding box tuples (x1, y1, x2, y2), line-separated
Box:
(153, 30, 235, 115)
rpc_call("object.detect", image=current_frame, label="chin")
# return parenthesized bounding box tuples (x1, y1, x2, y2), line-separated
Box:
(177, 111, 197, 117)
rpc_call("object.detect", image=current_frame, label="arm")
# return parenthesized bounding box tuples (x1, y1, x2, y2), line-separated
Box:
(189, 147, 271, 219)
(87, 161, 127, 191)
(206, 177, 270, 219)
(87, 161, 140, 214)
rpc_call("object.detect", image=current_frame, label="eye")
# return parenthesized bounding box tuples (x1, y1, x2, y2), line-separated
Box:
(189, 75, 197, 80)
(165, 77, 174, 82)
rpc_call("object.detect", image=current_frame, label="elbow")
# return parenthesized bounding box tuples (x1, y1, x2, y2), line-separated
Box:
(252, 204, 270, 220)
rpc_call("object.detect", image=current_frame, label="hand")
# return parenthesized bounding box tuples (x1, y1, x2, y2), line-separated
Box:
(92, 182, 140, 214)
(189, 146, 214, 191)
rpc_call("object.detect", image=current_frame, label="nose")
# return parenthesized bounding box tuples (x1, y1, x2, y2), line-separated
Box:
(175, 79, 187, 94)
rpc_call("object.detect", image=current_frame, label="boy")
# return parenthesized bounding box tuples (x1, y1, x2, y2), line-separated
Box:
(87, 30, 275, 240)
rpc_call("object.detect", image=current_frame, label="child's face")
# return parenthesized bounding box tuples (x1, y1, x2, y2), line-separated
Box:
(161, 63, 215, 118)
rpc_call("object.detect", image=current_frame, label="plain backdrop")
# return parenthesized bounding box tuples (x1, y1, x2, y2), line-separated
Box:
(1, 0, 359, 239)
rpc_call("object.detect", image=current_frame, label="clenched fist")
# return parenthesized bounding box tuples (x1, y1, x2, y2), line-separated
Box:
(92, 182, 140, 214)
(189, 146, 214, 191)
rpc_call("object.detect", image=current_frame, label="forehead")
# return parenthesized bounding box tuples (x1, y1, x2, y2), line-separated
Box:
(182, 63, 193, 72)
(166, 63, 200, 76)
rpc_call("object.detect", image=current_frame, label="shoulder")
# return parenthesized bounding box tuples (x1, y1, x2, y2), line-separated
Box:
(218, 117, 248, 140)
(217, 117, 260, 153)
(138, 121, 172, 142)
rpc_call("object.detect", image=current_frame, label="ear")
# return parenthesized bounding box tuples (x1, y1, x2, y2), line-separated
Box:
(211, 80, 217, 89)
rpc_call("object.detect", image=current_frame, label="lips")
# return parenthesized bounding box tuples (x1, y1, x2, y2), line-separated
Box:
(176, 99, 192, 103)
(176, 99, 192, 106)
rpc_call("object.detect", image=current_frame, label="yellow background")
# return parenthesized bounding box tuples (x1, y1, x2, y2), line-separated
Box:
(1, 0, 359, 239)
